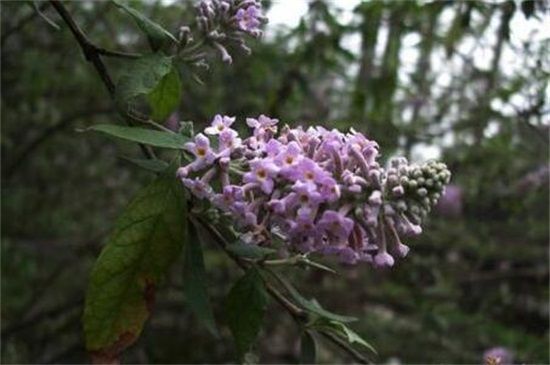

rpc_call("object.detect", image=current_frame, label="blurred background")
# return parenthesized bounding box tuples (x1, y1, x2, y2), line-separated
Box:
(1, 0, 549, 363)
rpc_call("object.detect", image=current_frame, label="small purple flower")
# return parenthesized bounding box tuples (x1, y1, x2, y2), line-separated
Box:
(218, 128, 241, 151)
(318, 210, 354, 242)
(265, 138, 283, 157)
(289, 158, 329, 184)
(235, 5, 263, 34)
(318, 176, 340, 202)
(483, 347, 513, 365)
(205, 114, 236, 135)
(374, 252, 394, 268)
(183, 133, 216, 170)
(182, 177, 213, 200)
(322, 245, 359, 265)
(212, 185, 244, 210)
(394, 242, 410, 258)
(246, 114, 278, 140)
(289, 211, 317, 235)
(292, 181, 323, 207)
(243, 158, 279, 194)
(275, 141, 303, 178)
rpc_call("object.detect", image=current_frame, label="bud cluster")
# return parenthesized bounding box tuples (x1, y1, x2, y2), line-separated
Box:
(187, 0, 267, 64)
(177, 115, 451, 267)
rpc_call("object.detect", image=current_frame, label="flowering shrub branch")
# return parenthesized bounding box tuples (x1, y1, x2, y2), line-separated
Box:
(48, 1, 451, 363)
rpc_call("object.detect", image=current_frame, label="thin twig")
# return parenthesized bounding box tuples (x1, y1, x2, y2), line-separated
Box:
(49, 0, 155, 159)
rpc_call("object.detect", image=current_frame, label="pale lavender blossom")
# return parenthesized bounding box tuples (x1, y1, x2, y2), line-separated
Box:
(318, 210, 354, 243)
(483, 347, 513, 365)
(205, 114, 236, 135)
(177, 114, 451, 267)
(183, 133, 216, 172)
(235, 5, 263, 34)
(243, 158, 279, 193)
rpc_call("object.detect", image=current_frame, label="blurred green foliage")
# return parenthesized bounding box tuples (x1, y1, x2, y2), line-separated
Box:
(1, 0, 548, 363)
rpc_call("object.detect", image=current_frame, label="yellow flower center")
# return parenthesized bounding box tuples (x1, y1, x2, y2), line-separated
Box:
(197, 147, 207, 157)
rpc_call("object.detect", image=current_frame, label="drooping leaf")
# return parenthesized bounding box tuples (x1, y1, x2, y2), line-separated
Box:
(225, 267, 268, 358)
(113, 0, 177, 51)
(115, 53, 173, 109)
(83, 167, 187, 357)
(271, 272, 357, 323)
(314, 320, 377, 355)
(183, 220, 218, 336)
(121, 156, 169, 172)
(148, 66, 182, 122)
(226, 241, 276, 260)
(89, 124, 188, 149)
(300, 330, 317, 364)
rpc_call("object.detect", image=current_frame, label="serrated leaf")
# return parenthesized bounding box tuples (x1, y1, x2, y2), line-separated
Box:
(113, 0, 177, 51)
(148, 66, 182, 122)
(183, 221, 218, 336)
(89, 124, 188, 149)
(300, 330, 317, 364)
(121, 156, 169, 172)
(83, 167, 186, 356)
(226, 242, 276, 260)
(115, 53, 172, 109)
(226, 267, 268, 359)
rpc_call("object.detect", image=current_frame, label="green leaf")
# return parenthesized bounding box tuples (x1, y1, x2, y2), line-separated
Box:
(89, 124, 188, 149)
(271, 273, 357, 323)
(183, 220, 218, 336)
(115, 53, 173, 109)
(121, 156, 169, 172)
(178, 121, 194, 139)
(148, 66, 182, 122)
(226, 242, 276, 260)
(83, 167, 187, 356)
(113, 0, 177, 51)
(300, 330, 317, 364)
(226, 267, 268, 358)
(315, 320, 377, 355)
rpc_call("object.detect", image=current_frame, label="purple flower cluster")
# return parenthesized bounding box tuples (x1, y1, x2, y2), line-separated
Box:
(483, 347, 514, 365)
(178, 115, 451, 267)
(194, 0, 267, 64)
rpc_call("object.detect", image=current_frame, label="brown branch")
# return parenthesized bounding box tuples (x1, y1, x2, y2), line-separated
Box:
(49, 0, 115, 95)
(48, 0, 154, 160)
